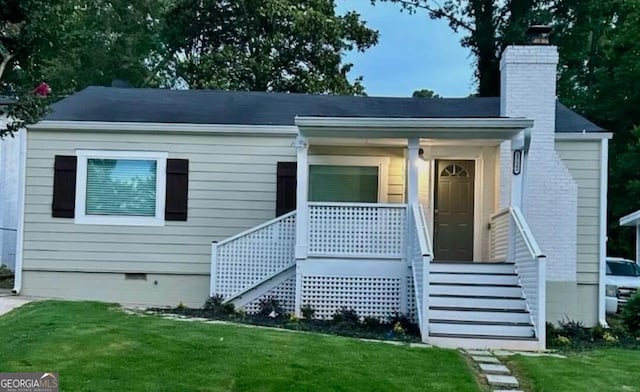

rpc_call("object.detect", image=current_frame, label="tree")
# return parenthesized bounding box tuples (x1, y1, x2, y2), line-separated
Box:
(162, 0, 379, 94)
(412, 89, 441, 98)
(373, 0, 549, 96)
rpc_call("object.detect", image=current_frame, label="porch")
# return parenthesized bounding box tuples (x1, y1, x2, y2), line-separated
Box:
(209, 117, 547, 350)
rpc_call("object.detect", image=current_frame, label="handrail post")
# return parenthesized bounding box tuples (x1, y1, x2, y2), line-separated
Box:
(210, 241, 218, 297)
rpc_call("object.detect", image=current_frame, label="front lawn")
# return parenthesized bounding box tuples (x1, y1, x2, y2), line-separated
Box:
(0, 301, 481, 391)
(505, 349, 640, 392)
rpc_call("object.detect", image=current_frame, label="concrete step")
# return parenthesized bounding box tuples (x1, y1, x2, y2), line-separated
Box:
(429, 333, 541, 350)
(430, 272, 519, 285)
(430, 307, 531, 324)
(430, 295, 527, 310)
(431, 262, 516, 275)
(429, 320, 535, 338)
(479, 363, 511, 375)
(430, 283, 523, 297)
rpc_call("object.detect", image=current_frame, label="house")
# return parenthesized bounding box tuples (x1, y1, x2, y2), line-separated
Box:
(11, 33, 611, 350)
(0, 97, 22, 271)
(620, 210, 640, 264)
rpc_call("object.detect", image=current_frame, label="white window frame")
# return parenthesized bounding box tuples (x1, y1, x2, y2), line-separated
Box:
(75, 150, 168, 226)
(308, 155, 390, 203)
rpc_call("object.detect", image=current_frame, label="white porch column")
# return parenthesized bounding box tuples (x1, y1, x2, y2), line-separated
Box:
(294, 136, 308, 317)
(407, 138, 420, 206)
(295, 136, 309, 259)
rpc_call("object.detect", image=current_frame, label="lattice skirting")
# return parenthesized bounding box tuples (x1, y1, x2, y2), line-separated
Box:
(301, 275, 403, 320)
(244, 275, 296, 314)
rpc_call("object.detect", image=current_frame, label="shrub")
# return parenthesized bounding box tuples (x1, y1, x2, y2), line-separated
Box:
(388, 312, 419, 336)
(331, 308, 360, 325)
(557, 317, 590, 341)
(362, 316, 382, 329)
(257, 296, 284, 318)
(202, 294, 235, 317)
(621, 291, 640, 335)
(301, 304, 316, 320)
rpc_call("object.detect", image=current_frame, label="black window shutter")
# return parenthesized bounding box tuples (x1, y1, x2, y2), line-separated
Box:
(276, 162, 297, 217)
(52, 155, 77, 218)
(165, 159, 189, 221)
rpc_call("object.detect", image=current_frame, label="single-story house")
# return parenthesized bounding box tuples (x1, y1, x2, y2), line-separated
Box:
(9, 35, 611, 349)
(0, 97, 21, 271)
(620, 211, 640, 264)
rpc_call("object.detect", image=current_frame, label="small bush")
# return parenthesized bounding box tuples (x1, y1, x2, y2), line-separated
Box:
(388, 312, 419, 336)
(331, 308, 360, 325)
(558, 317, 590, 341)
(621, 291, 640, 335)
(257, 296, 284, 318)
(362, 316, 381, 329)
(301, 304, 316, 320)
(203, 294, 235, 317)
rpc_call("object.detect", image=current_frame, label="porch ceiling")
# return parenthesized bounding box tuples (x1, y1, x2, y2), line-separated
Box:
(295, 117, 534, 140)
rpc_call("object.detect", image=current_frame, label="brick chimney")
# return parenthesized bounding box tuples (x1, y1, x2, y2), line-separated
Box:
(498, 26, 579, 293)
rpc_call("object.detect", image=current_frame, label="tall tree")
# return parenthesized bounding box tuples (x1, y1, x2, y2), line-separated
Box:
(373, 0, 548, 96)
(162, 0, 379, 94)
(412, 88, 441, 98)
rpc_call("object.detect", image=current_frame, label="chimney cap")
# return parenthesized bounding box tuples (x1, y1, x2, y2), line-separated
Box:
(527, 25, 552, 45)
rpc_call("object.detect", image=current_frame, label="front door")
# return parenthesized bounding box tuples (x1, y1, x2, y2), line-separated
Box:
(433, 160, 475, 261)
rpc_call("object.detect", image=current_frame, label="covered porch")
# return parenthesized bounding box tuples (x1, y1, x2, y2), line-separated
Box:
(210, 116, 547, 350)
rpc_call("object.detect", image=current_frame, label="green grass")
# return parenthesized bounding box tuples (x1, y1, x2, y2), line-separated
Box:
(506, 349, 640, 392)
(0, 301, 481, 391)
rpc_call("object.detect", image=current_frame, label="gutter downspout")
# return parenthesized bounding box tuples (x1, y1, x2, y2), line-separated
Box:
(12, 128, 26, 295)
(598, 138, 609, 327)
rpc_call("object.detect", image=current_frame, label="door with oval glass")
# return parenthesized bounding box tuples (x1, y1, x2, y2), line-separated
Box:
(433, 160, 475, 261)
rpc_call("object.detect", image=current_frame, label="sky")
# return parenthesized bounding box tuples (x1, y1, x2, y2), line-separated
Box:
(336, 1, 474, 98)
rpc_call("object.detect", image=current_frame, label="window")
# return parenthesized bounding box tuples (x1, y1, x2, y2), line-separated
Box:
(309, 165, 378, 202)
(308, 156, 389, 203)
(75, 150, 168, 226)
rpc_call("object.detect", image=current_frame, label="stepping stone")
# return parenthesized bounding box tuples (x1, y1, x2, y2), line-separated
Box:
(479, 363, 510, 374)
(493, 390, 524, 392)
(472, 355, 500, 364)
(486, 374, 519, 388)
(466, 350, 492, 356)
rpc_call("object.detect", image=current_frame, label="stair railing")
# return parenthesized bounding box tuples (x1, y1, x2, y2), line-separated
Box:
(410, 203, 433, 343)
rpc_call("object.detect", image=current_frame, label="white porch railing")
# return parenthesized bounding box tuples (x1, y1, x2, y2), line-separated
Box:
(210, 211, 296, 300)
(308, 202, 407, 258)
(410, 203, 432, 342)
(489, 208, 510, 262)
(490, 207, 546, 343)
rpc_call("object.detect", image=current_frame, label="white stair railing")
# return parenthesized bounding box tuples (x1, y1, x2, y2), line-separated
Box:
(510, 206, 546, 346)
(210, 211, 296, 301)
(410, 203, 433, 343)
(490, 207, 546, 345)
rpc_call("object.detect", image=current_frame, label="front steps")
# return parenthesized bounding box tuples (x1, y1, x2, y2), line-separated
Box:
(428, 262, 540, 350)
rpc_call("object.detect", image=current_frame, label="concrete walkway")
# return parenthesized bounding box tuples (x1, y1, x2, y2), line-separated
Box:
(0, 296, 32, 317)
(466, 350, 523, 392)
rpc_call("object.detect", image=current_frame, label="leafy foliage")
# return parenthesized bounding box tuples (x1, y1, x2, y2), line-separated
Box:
(202, 294, 236, 317)
(621, 291, 640, 335)
(300, 304, 316, 319)
(412, 89, 441, 98)
(162, 0, 379, 94)
(257, 296, 284, 318)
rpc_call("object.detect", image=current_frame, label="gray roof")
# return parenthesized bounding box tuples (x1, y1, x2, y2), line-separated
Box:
(44, 86, 605, 133)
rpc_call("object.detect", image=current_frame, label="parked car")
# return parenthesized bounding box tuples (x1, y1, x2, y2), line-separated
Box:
(606, 257, 640, 314)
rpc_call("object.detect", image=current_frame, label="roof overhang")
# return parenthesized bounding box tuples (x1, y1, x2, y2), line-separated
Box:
(620, 210, 640, 227)
(294, 117, 534, 139)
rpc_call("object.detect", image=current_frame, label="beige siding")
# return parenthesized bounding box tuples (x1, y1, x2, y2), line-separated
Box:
(22, 130, 297, 281)
(555, 140, 603, 285)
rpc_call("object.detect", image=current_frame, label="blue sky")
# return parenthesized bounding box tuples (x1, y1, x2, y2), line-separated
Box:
(336, 1, 474, 98)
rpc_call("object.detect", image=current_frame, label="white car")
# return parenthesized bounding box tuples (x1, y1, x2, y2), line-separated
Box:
(606, 257, 640, 314)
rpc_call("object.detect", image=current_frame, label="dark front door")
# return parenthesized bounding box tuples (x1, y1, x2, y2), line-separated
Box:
(434, 160, 475, 261)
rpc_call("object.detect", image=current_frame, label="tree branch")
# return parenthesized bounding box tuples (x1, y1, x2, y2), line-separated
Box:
(0, 52, 15, 82)
(390, 0, 475, 32)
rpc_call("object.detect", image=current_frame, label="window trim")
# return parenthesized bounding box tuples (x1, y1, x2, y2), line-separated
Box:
(308, 155, 390, 203)
(74, 150, 168, 226)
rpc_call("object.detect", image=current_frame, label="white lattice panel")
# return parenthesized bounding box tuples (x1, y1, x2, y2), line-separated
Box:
(308, 204, 406, 257)
(301, 275, 402, 320)
(215, 213, 296, 298)
(244, 275, 296, 314)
